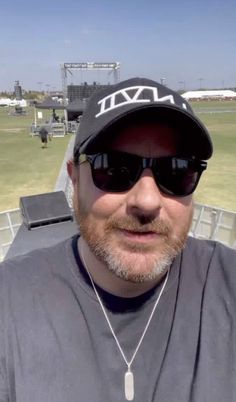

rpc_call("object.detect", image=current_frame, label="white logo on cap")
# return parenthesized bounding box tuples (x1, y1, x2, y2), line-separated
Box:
(95, 85, 187, 117)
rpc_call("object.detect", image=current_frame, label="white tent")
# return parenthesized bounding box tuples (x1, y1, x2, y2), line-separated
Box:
(0, 98, 27, 107)
(0, 98, 12, 106)
(182, 90, 236, 100)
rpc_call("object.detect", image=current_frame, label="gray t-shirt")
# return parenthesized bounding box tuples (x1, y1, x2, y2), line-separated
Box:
(0, 236, 236, 402)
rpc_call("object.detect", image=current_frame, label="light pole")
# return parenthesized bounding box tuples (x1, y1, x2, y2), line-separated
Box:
(178, 81, 186, 91)
(46, 84, 51, 95)
(37, 82, 43, 92)
(197, 78, 204, 90)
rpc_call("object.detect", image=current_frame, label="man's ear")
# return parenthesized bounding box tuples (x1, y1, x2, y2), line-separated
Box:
(67, 159, 78, 186)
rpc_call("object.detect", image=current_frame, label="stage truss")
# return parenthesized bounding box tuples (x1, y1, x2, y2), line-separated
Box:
(61, 62, 121, 104)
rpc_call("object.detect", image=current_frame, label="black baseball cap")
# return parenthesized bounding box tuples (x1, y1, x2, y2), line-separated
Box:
(74, 77, 213, 160)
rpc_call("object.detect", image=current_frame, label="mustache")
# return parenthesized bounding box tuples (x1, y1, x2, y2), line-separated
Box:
(105, 216, 171, 235)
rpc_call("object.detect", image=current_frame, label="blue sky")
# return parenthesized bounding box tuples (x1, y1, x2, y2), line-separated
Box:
(1, 0, 236, 92)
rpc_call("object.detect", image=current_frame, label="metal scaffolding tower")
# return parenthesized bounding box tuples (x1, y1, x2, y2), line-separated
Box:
(61, 62, 121, 105)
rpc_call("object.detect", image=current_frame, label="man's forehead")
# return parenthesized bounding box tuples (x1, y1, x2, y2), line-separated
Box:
(107, 120, 181, 153)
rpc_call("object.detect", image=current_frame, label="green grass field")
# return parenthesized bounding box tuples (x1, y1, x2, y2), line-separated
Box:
(0, 101, 235, 213)
(0, 107, 72, 211)
(192, 101, 236, 211)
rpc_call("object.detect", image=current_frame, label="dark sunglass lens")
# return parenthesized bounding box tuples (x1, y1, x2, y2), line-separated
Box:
(154, 158, 202, 196)
(92, 153, 140, 192)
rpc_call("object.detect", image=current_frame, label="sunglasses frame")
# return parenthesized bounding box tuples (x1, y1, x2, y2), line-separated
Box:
(77, 151, 207, 196)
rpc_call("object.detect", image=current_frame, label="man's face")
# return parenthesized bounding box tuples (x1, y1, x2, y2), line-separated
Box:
(69, 121, 194, 283)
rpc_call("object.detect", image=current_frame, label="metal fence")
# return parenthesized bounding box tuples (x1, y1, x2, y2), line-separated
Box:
(0, 209, 22, 261)
(191, 203, 236, 249)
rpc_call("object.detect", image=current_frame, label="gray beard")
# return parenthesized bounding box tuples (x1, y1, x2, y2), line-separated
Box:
(80, 230, 187, 283)
(92, 244, 175, 283)
(75, 208, 191, 284)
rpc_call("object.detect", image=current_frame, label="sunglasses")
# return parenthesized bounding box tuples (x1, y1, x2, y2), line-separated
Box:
(78, 151, 207, 196)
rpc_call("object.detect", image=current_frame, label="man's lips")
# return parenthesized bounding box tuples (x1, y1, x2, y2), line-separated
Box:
(119, 228, 163, 243)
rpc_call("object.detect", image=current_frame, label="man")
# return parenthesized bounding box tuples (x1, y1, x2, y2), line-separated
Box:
(1, 77, 236, 402)
(39, 125, 50, 148)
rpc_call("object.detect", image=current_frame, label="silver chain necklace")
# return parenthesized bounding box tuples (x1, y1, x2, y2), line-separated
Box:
(80, 248, 170, 401)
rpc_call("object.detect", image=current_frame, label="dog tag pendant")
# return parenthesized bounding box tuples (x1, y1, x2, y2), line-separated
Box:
(125, 369, 134, 400)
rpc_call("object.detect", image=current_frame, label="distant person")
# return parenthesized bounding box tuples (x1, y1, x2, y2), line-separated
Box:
(52, 109, 59, 122)
(0, 77, 236, 401)
(39, 125, 50, 148)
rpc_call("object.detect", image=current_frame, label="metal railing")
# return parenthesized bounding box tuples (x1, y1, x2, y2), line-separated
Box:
(0, 209, 21, 261)
(191, 203, 236, 248)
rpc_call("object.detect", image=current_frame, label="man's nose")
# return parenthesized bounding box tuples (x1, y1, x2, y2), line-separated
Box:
(126, 169, 163, 219)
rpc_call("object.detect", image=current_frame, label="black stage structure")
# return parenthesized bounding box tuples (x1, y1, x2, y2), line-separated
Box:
(6, 191, 77, 259)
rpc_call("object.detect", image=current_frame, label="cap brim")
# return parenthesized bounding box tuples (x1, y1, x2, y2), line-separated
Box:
(79, 103, 213, 160)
